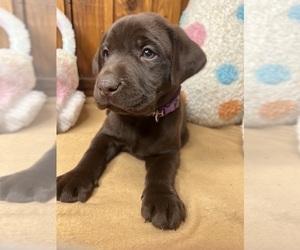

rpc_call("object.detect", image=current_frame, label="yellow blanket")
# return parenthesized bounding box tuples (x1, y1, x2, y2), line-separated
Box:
(0, 98, 56, 249)
(2, 97, 298, 249)
(57, 98, 243, 250)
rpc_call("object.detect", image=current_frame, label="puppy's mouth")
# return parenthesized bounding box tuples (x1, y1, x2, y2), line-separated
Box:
(94, 87, 156, 116)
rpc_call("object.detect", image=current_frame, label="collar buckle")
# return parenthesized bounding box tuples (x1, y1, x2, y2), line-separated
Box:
(150, 87, 181, 122)
(154, 109, 165, 122)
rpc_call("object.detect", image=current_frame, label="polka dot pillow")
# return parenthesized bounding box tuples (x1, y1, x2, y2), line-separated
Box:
(244, 1, 300, 127)
(180, 0, 244, 127)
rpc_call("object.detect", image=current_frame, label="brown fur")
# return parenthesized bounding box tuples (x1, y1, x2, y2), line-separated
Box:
(57, 13, 206, 230)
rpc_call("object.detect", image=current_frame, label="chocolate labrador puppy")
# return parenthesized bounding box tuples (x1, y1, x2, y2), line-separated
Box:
(57, 13, 206, 230)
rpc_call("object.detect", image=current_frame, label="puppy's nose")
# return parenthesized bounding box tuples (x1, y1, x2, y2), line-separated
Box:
(98, 78, 120, 96)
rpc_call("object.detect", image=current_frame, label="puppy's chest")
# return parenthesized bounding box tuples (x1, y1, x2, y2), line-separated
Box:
(120, 121, 162, 156)
(106, 116, 168, 157)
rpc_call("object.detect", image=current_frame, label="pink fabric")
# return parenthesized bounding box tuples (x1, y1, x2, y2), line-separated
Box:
(0, 82, 20, 109)
(0, 50, 35, 109)
(56, 49, 79, 110)
(185, 22, 207, 47)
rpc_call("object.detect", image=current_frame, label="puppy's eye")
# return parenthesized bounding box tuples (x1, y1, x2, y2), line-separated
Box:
(142, 48, 155, 59)
(102, 49, 109, 59)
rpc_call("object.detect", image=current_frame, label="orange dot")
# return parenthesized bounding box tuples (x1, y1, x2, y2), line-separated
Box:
(218, 100, 243, 121)
(260, 100, 297, 120)
(180, 91, 187, 104)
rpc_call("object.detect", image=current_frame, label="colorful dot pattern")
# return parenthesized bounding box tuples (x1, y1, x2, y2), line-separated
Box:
(288, 4, 300, 23)
(179, 11, 187, 26)
(182, 1, 299, 126)
(184, 22, 207, 47)
(183, 2, 244, 124)
(219, 100, 243, 121)
(260, 100, 297, 121)
(255, 64, 291, 85)
(215, 64, 239, 85)
(250, 3, 299, 124)
(236, 4, 244, 22)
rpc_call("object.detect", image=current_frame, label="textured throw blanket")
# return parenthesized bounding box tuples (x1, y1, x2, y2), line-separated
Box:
(57, 98, 243, 250)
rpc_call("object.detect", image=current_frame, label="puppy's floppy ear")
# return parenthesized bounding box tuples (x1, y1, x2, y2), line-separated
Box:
(169, 25, 206, 86)
(92, 48, 100, 75)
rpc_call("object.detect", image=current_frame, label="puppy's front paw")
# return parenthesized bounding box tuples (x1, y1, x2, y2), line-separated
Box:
(141, 186, 186, 230)
(0, 171, 55, 203)
(57, 170, 97, 203)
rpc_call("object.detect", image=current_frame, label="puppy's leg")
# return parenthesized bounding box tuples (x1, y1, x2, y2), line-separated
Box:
(181, 126, 189, 147)
(142, 152, 186, 230)
(0, 146, 56, 203)
(57, 132, 120, 203)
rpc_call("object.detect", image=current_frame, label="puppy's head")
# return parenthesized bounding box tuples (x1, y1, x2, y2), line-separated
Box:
(93, 13, 206, 116)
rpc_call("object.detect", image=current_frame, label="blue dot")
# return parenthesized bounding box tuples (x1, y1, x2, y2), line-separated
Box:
(215, 64, 239, 85)
(179, 12, 187, 26)
(236, 4, 244, 22)
(288, 4, 300, 22)
(255, 64, 291, 85)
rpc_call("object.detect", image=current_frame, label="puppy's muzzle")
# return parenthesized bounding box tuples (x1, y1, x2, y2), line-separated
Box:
(97, 76, 122, 97)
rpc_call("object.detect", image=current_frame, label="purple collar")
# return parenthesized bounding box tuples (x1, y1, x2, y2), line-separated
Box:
(151, 87, 181, 122)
